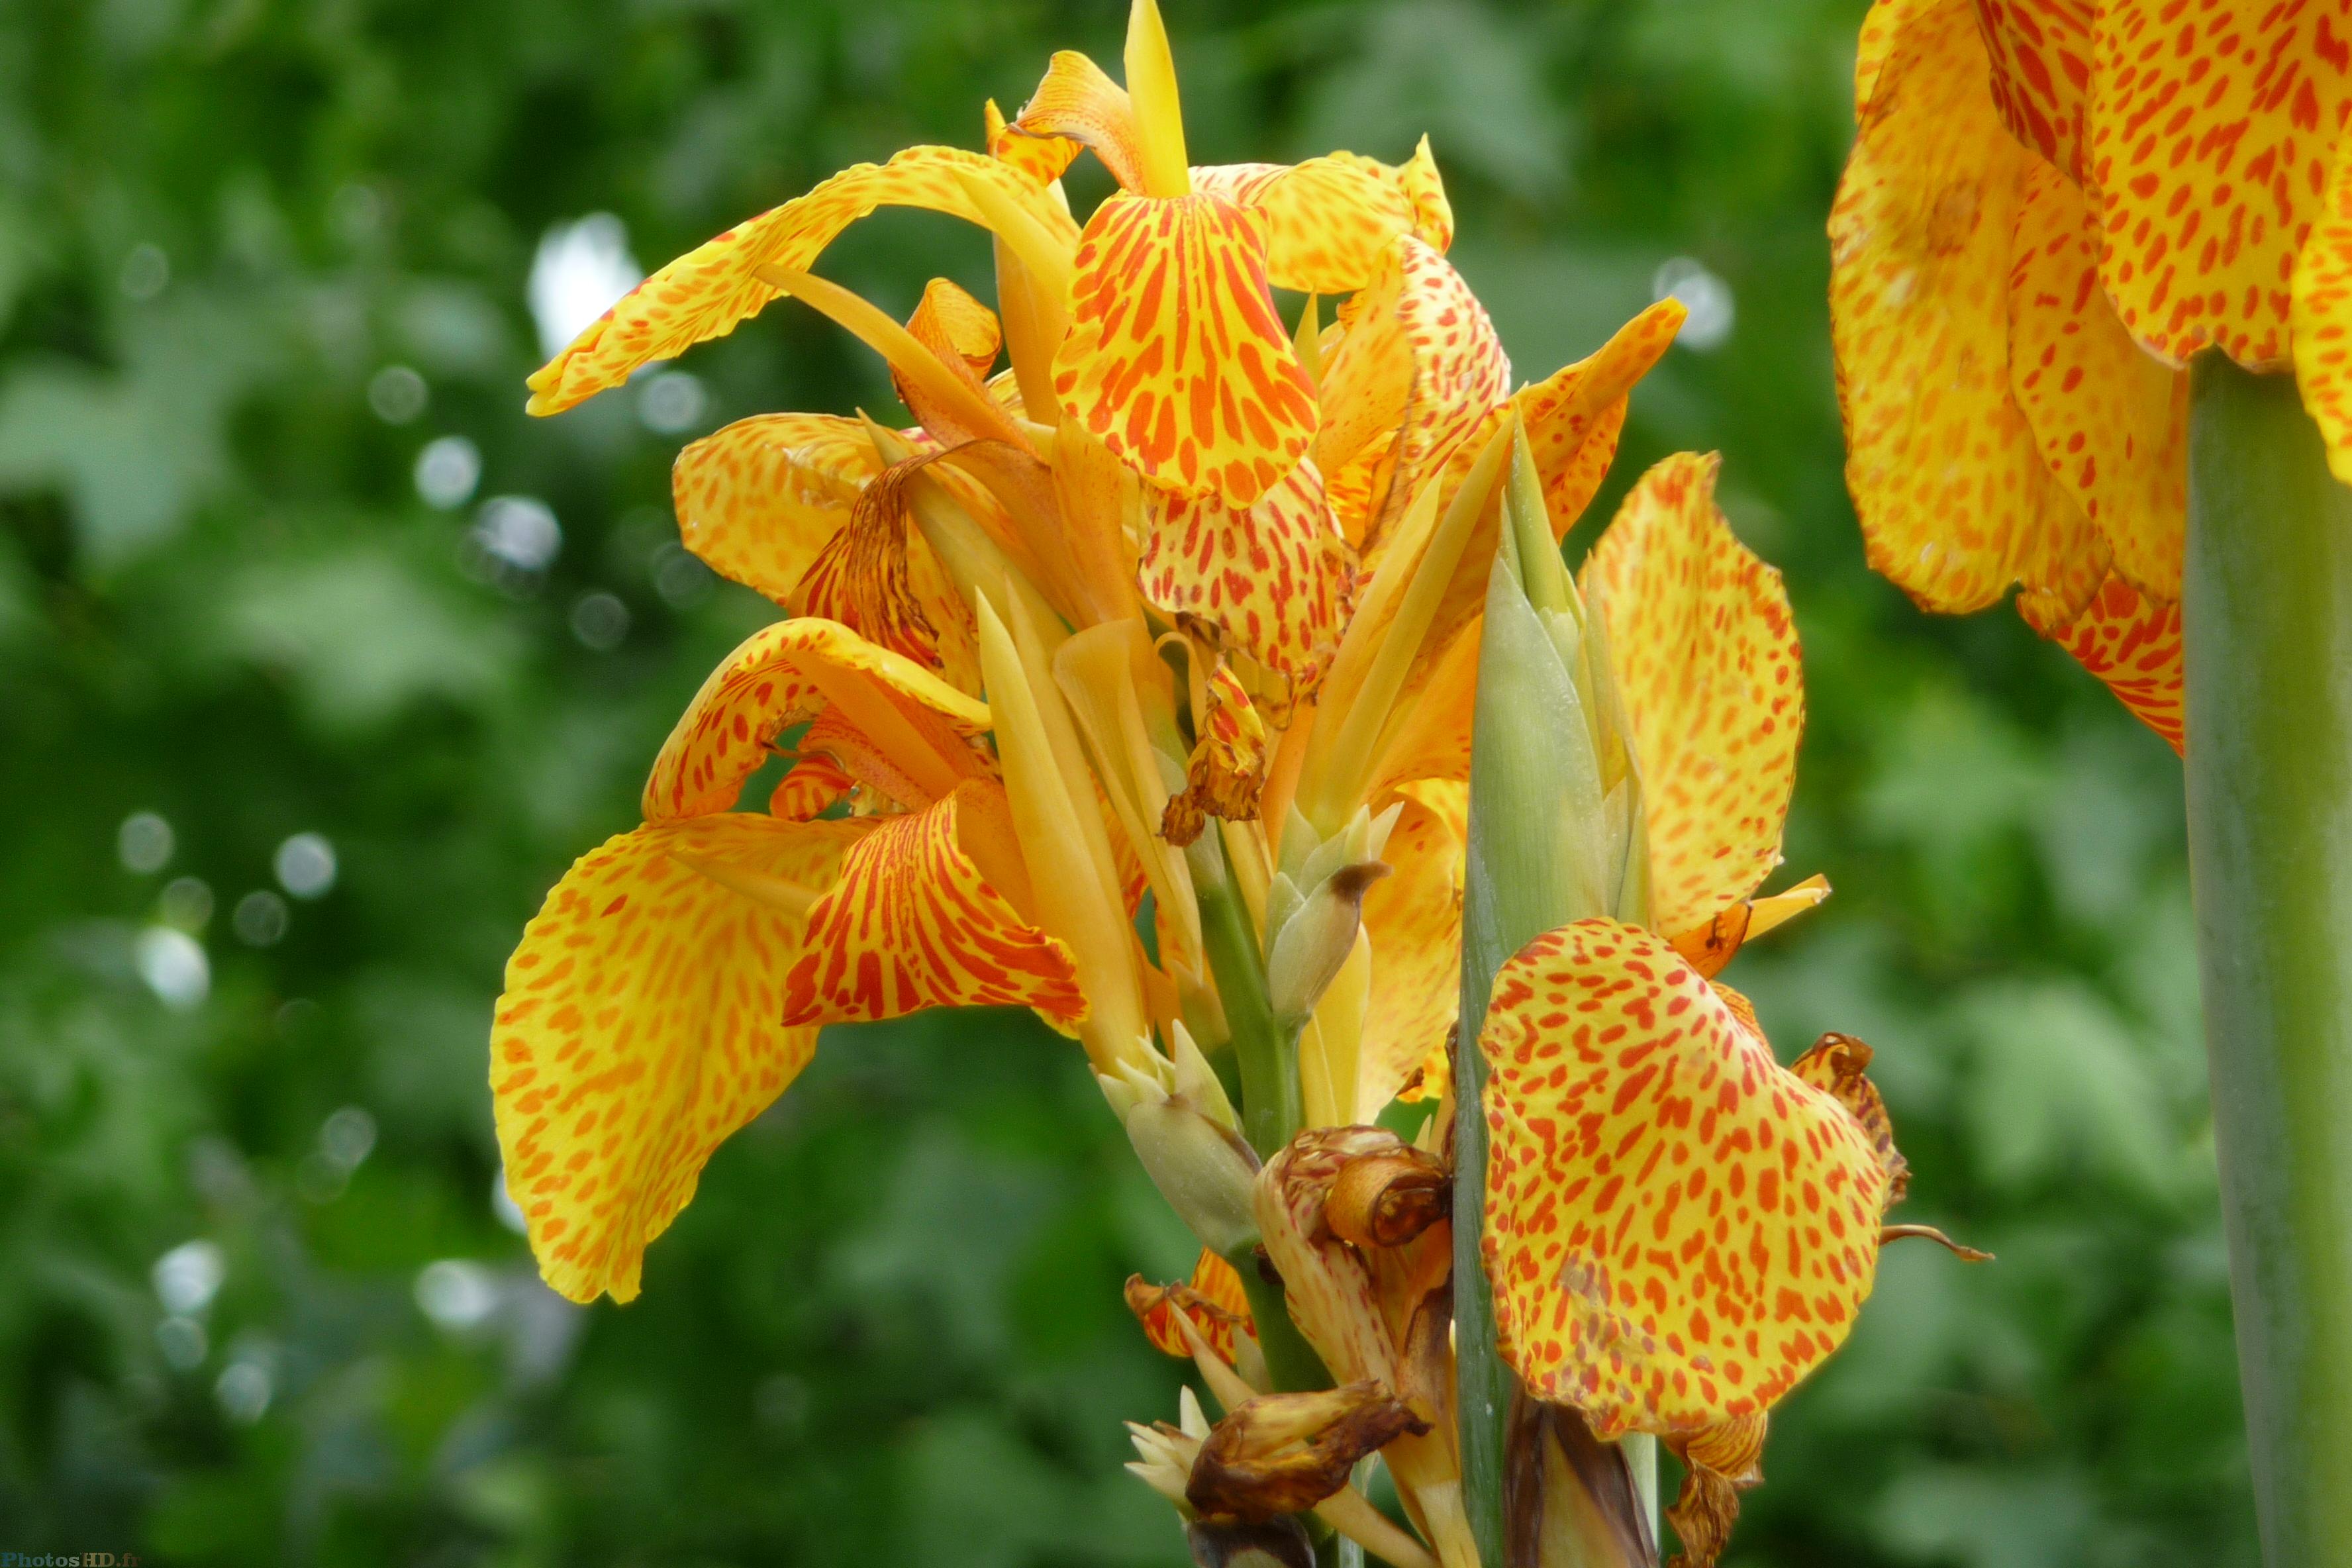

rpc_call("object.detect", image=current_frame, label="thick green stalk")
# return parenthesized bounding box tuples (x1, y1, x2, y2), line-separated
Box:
(2185, 358, 2352, 1566)
(1196, 857, 1302, 1161)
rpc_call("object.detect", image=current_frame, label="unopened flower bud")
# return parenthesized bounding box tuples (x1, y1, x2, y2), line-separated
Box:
(1265, 860, 1389, 1028)
(1107, 1059, 1263, 1257)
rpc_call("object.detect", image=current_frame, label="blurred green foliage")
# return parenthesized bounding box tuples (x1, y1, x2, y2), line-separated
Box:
(0, 0, 2255, 1563)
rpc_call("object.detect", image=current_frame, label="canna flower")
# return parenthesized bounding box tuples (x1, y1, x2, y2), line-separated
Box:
(1455, 442, 1951, 1566)
(1826, 0, 2256, 751)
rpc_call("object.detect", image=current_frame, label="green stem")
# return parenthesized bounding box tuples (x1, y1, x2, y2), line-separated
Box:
(2185, 358, 2352, 1567)
(1228, 1244, 1335, 1393)
(1197, 861, 1302, 1160)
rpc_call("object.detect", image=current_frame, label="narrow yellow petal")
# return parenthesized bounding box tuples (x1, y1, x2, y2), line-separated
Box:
(1124, 0, 1191, 197)
(953, 166, 1075, 306)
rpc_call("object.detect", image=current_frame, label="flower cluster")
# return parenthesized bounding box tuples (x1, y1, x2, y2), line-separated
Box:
(494, 5, 1949, 1562)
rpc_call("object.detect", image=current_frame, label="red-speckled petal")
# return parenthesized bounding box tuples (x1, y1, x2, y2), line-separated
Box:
(2088, 0, 2352, 370)
(1009, 50, 1147, 191)
(1054, 191, 1319, 508)
(2009, 158, 2188, 604)
(783, 779, 1086, 1026)
(987, 94, 1083, 185)
(671, 413, 879, 605)
(1478, 918, 1896, 1437)
(1140, 458, 1353, 712)
(1974, 0, 2096, 182)
(1130, 1247, 1257, 1362)
(2293, 126, 2352, 481)
(1832, 0, 2104, 615)
(1581, 455, 1802, 937)
(1193, 140, 1455, 294)
(642, 618, 989, 824)
(492, 813, 865, 1303)
(2021, 569, 2186, 752)
(526, 146, 1077, 415)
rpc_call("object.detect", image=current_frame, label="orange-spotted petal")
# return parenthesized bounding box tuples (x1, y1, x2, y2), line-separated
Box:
(1193, 142, 1456, 294)
(1830, 0, 2098, 614)
(2088, 0, 2352, 370)
(1514, 297, 1685, 532)
(526, 146, 1077, 415)
(2293, 126, 2352, 483)
(2021, 569, 2185, 752)
(2009, 158, 2188, 604)
(1357, 779, 1466, 1115)
(1140, 458, 1354, 712)
(642, 618, 990, 824)
(782, 778, 1087, 1026)
(492, 812, 864, 1303)
(672, 413, 880, 605)
(987, 95, 1083, 185)
(1054, 191, 1319, 507)
(1010, 50, 1148, 192)
(1163, 661, 1270, 848)
(1974, 0, 2095, 183)
(1479, 918, 1896, 1437)
(1581, 454, 1801, 938)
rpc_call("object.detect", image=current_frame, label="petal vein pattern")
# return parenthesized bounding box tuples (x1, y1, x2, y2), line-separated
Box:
(1479, 919, 1893, 1437)
(1192, 142, 1455, 294)
(783, 779, 1087, 1027)
(1054, 191, 1318, 507)
(526, 146, 1077, 414)
(671, 413, 880, 605)
(1582, 455, 1802, 938)
(492, 814, 863, 1304)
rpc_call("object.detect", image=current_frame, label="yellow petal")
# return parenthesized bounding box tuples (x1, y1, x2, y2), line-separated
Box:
(642, 618, 989, 824)
(1581, 454, 1801, 936)
(781, 778, 1087, 1026)
(790, 458, 983, 694)
(1193, 144, 1457, 294)
(986, 91, 1083, 185)
(1830, 0, 2095, 616)
(526, 146, 1076, 415)
(493, 813, 863, 1303)
(2010, 158, 2187, 605)
(2292, 127, 2352, 484)
(1124, 0, 1191, 197)
(1053, 191, 1319, 508)
(2020, 569, 2185, 754)
(671, 413, 879, 604)
(2089, 0, 2352, 370)
(1010, 50, 1148, 192)
(1975, 0, 2093, 183)
(1355, 779, 1465, 1115)
(1140, 458, 1355, 713)
(1669, 873, 1832, 979)
(1479, 918, 1896, 1436)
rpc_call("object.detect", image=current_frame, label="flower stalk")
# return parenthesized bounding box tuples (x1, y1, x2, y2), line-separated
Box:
(2184, 356, 2352, 1567)
(1457, 426, 1655, 1566)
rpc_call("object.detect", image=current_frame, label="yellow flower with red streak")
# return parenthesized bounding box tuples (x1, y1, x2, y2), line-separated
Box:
(1815, 0, 2352, 752)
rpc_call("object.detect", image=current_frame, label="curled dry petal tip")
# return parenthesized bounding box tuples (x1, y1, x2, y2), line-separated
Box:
(1324, 1143, 1451, 1250)
(1185, 1381, 1429, 1522)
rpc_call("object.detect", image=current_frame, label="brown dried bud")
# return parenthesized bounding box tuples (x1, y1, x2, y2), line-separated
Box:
(1325, 1144, 1451, 1249)
(1186, 1381, 1430, 1522)
(1183, 1516, 1315, 1568)
(1664, 1413, 1767, 1568)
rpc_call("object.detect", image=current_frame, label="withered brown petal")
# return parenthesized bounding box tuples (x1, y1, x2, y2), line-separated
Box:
(1664, 1414, 1767, 1568)
(1186, 1381, 1430, 1522)
(1324, 1144, 1451, 1250)
(1184, 1516, 1316, 1568)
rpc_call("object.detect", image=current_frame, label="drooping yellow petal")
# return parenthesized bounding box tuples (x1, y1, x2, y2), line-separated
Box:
(493, 813, 863, 1303)
(1140, 458, 1354, 712)
(2292, 127, 2352, 483)
(1192, 144, 1457, 294)
(1830, 0, 2097, 616)
(1355, 779, 1465, 1116)
(671, 413, 879, 605)
(1973, 0, 2094, 183)
(1054, 191, 1319, 508)
(2088, 0, 2352, 370)
(526, 146, 1076, 415)
(2008, 158, 2188, 605)
(782, 779, 1087, 1026)
(641, 618, 989, 824)
(2020, 569, 2185, 754)
(1479, 918, 1896, 1437)
(1581, 454, 1802, 936)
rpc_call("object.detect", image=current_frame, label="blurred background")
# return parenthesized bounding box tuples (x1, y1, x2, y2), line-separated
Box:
(0, 0, 2252, 1563)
